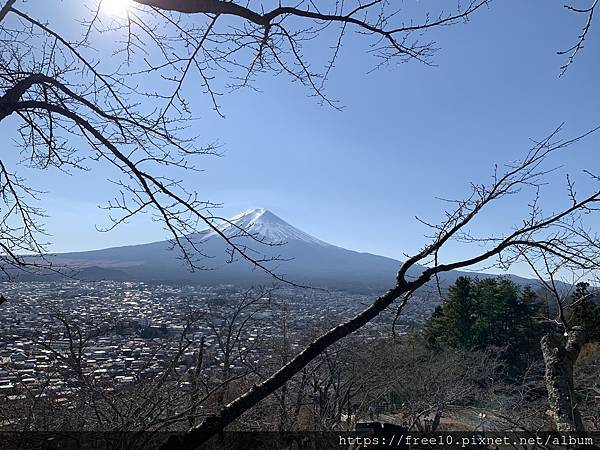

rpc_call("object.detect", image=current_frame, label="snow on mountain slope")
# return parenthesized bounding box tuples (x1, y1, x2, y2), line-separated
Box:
(200, 208, 331, 247)
(10, 208, 539, 292)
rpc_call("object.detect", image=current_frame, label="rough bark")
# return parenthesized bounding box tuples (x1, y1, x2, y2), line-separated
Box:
(0, 0, 15, 23)
(541, 327, 586, 432)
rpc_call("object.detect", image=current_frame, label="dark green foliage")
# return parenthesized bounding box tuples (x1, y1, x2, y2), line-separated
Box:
(425, 276, 546, 378)
(568, 282, 600, 343)
(425, 277, 475, 349)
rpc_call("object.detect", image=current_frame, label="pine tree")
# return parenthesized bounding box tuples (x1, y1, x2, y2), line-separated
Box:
(473, 278, 509, 348)
(425, 276, 546, 378)
(569, 282, 600, 343)
(425, 305, 446, 350)
(426, 276, 475, 350)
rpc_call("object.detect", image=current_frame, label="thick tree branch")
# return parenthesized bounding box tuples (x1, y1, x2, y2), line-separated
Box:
(160, 128, 600, 448)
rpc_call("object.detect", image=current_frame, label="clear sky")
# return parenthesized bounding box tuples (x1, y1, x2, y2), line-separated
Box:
(4, 0, 600, 276)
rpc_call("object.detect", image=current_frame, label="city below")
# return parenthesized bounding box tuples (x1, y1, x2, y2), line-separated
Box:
(0, 281, 434, 412)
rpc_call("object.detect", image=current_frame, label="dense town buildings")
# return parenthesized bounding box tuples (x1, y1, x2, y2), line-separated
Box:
(0, 281, 433, 410)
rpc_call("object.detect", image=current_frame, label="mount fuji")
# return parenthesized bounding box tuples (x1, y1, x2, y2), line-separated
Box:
(12, 208, 532, 292)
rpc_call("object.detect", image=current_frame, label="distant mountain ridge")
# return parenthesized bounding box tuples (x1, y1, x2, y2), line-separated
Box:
(9, 208, 537, 292)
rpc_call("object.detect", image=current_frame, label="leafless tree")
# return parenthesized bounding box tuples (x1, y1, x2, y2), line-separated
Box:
(0, 290, 279, 447)
(559, 0, 598, 76)
(2, 1, 600, 447)
(160, 127, 600, 448)
(388, 345, 503, 433)
(253, 333, 511, 434)
(574, 342, 600, 430)
(485, 358, 551, 433)
(0, 0, 489, 282)
(202, 288, 273, 407)
(522, 258, 600, 432)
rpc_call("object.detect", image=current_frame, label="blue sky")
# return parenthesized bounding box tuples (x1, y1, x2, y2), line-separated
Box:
(4, 0, 600, 276)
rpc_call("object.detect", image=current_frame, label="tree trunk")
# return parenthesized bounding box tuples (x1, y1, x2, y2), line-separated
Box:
(159, 282, 412, 449)
(541, 327, 586, 432)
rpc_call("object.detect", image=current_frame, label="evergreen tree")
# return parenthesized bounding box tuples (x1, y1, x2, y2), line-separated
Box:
(425, 305, 446, 350)
(518, 285, 547, 347)
(569, 282, 600, 343)
(425, 276, 546, 378)
(426, 276, 475, 350)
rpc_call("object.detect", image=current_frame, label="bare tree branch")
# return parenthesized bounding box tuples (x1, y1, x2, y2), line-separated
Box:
(161, 128, 600, 448)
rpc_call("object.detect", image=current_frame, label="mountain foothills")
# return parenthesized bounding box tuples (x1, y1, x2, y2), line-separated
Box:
(12, 208, 534, 291)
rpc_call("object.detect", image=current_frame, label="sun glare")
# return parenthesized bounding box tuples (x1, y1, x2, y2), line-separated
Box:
(100, 0, 131, 18)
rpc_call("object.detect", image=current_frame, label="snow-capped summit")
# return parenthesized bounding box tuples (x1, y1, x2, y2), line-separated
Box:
(203, 208, 330, 247)
(9, 206, 535, 292)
